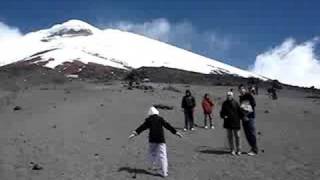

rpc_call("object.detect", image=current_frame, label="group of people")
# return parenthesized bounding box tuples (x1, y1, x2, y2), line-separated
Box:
(128, 86, 259, 178)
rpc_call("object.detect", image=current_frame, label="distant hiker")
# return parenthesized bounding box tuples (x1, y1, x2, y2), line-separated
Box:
(129, 107, 183, 177)
(255, 84, 259, 95)
(220, 91, 243, 155)
(250, 86, 256, 95)
(181, 90, 196, 131)
(238, 84, 244, 92)
(268, 87, 278, 100)
(202, 93, 215, 129)
(239, 86, 259, 156)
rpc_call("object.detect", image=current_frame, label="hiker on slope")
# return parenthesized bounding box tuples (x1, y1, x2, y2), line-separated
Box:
(239, 86, 259, 156)
(220, 91, 243, 156)
(129, 107, 183, 177)
(202, 93, 215, 129)
(181, 90, 196, 131)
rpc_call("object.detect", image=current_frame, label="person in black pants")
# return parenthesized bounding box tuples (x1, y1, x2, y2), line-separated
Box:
(181, 90, 196, 131)
(239, 86, 259, 156)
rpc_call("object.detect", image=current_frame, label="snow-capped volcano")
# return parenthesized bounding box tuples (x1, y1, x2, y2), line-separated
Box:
(0, 20, 266, 79)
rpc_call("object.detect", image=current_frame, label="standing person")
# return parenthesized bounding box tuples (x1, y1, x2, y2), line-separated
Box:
(181, 90, 196, 131)
(239, 86, 259, 156)
(202, 93, 215, 129)
(220, 91, 243, 155)
(129, 107, 183, 177)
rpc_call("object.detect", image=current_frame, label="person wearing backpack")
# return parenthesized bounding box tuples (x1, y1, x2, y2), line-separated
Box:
(239, 86, 258, 156)
(181, 90, 196, 131)
(128, 106, 183, 177)
(202, 93, 215, 129)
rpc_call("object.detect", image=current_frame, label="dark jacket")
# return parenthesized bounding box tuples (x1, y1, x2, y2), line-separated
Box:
(239, 93, 256, 118)
(135, 115, 177, 143)
(220, 99, 243, 130)
(181, 95, 196, 110)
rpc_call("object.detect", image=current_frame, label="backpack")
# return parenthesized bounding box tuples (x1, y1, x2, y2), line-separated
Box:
(184, 96, 195, 108)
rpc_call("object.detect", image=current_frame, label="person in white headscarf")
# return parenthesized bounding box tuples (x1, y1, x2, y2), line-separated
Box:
(129, 106, 183, 177)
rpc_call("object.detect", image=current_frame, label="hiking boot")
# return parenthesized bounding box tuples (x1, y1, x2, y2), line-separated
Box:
(236, 151, 241, 156)
(191, 128, 195, 131)
(231, 150, 236, 156)
(210, 126, 215, 129)
(183, 128, 187, 131)
(204, 126, 208, 129)
(247, 151, 257, 156)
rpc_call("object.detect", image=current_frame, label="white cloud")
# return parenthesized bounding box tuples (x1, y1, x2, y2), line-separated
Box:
(0, 22, 44, 66)
(251, 38, 320, 88)
(0, 22, 22, 41)
(108, 18, 232, 55)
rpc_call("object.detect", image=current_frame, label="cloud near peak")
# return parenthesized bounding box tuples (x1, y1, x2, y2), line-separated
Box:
(251, 38, 320, 88)
(107, 18, 233, 57)
(0, 22, 22, 41)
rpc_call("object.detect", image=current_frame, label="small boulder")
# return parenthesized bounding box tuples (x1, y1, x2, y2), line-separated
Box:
(13, 106, 22, 111)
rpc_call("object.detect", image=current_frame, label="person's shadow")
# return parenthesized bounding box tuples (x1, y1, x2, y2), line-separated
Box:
(195, 146, 230, 155)
(118, 167, 162, 177)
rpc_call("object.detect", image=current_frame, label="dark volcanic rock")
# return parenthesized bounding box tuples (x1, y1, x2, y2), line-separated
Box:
(31, 163, 43, 171)
(13, 106, 22, 111)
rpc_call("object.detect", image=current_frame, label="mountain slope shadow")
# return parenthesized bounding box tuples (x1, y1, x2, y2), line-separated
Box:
(118, 167, 162, 177)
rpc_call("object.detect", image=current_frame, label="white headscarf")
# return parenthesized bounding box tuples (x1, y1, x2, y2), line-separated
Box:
(148, 106, 159, 116)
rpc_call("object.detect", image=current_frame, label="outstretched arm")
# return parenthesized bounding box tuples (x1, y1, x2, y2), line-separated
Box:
(129, 120, 149, 139)
(162, 119, 183, 138)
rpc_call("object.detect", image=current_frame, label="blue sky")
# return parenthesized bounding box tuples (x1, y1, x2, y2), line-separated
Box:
(0, 0, 319, 69)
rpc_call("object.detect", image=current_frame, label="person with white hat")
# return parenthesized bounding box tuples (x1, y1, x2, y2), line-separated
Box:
(129, 106, 183, 177)
(220, 91, 243, 156)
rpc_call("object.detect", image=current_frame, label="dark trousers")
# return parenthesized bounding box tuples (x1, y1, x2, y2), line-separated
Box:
(242, 118, 258, 153)
(184, 110, 194, 130)
(204, 113, 212, 127)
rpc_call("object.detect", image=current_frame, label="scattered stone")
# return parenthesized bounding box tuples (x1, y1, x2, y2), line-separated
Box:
(257, 131, 262, 135)
(13, 106, 22, 111)
(100, 104, 104, 107)
(261, 149, 265, 153)
(153, 104, 174, 110)
(264, 110, 270, 114)
(31, 163, 43, 171)
(105, 138, 111, 141)
(52, 125, 57, 129)
(64, 90, 71, 94)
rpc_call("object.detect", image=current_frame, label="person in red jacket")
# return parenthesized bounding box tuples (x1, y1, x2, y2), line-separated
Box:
(202, 93, 215, 129)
